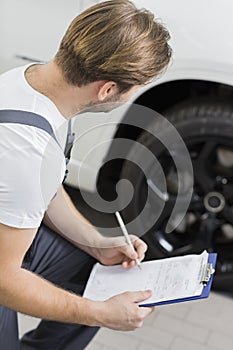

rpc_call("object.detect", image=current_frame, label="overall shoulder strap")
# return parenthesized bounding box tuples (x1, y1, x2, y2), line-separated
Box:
(0, 109, 75, 182)
(0, 109, 58, 143)
(64, 118, 75, 164)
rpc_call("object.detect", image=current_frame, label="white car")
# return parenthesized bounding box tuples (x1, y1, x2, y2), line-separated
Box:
(2, 0, 233, 290)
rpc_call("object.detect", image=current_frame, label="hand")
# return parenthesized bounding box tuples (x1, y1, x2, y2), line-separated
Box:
(95, 235, 148, 268)
(98, 290, 155, 331)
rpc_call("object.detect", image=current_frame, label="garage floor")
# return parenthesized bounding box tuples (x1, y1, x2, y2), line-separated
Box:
(19, 187, 233, 349)
(19, 291, 233, 350)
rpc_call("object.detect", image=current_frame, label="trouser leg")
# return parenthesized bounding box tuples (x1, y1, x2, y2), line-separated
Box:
(0, 306, 19, 350)
(20, 224, 99, 350)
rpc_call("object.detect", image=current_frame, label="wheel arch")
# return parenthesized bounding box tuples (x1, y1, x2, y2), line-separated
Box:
(117, 79, 233, 138)
(97, 79, 233, 194)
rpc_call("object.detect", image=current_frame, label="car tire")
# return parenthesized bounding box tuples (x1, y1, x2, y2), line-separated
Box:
(119, 99, 233, 291)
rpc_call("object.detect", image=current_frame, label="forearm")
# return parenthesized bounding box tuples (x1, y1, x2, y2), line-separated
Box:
(44, 186, 103, 256)
(43, 186, 144, 266)
(0, 267, 101, 325)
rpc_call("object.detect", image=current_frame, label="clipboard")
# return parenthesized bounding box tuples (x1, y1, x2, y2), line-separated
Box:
(83, 251, 217, 307)
(141, 253, 217, 307)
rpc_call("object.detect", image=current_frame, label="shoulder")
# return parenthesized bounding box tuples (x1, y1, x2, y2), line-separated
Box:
(0, 123, 65, 229)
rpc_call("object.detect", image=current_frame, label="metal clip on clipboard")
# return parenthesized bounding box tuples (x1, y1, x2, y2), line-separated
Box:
(201, 263, 215, 285)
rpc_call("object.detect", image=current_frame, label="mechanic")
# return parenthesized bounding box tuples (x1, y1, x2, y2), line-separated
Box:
(0, 0, 171, 349)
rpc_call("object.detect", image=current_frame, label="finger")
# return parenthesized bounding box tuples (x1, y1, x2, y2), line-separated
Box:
(121, 260, 129, 268)
(128, 260, 136, 267)
(131, 237, 147, 261)
(126, 290, 153, 303)
(121, 256, 138, 267)
(119, 243, 138, 260)
(121, 258, 136, 268)
(138, 305, 155, 318)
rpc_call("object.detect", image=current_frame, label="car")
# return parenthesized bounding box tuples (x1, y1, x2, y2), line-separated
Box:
(2, 0, 233, 291)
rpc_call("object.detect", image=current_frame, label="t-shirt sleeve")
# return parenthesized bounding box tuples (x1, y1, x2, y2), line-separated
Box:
(0, 125, 66, 228)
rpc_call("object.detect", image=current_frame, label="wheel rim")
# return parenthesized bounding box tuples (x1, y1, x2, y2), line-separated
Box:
(137, 136, 233, 277)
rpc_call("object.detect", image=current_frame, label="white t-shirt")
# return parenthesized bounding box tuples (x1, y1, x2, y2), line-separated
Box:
(0, 64, 67, 228)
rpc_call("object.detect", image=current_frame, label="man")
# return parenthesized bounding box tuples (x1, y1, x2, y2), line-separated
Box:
(0, 0, 171, 349)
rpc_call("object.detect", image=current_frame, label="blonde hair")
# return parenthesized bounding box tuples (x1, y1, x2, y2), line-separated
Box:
(55, 0, 172, 92)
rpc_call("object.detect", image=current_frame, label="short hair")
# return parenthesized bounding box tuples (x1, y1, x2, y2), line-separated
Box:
(55, 0, 172, 92)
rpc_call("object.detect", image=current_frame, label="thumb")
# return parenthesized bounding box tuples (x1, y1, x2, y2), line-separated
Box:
(129, 290, 153, 303)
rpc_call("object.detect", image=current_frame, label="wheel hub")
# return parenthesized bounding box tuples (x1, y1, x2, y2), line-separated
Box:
(204, 191, 226, 213)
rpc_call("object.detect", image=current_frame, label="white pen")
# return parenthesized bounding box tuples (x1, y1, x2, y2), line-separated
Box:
(115, 211, 142, 270)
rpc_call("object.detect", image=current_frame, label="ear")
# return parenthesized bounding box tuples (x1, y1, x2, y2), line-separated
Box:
(97, 81, 118, 101)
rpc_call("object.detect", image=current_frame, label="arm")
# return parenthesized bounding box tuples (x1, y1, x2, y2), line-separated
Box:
(0, 222, 94, 324)
(44, 186, 148, 267)
(0, 222, 153, 330)
(43, 185, 104, 257)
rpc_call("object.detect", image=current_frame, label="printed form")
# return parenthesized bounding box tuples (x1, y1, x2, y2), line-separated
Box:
(83, 251, 209, 305)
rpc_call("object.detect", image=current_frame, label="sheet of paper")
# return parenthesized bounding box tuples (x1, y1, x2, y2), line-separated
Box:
(83, 251, 209, 305)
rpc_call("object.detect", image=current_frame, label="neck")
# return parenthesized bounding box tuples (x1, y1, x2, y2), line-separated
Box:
(25, 60, 94, 119)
